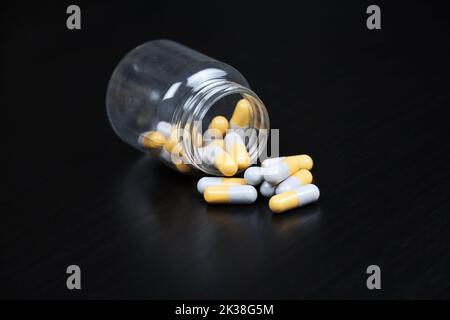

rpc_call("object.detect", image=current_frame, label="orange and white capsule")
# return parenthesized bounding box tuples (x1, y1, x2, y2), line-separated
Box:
(197, 177, 246, 194)
(138, 131, 166, 149)
(264, 155, 313, 185)
(209, 116, 229, 136)
(200, 143, 238, 177)
(269, 184, 320, 213)
(276, 169, 313, 194)
(230, 99, 252, 129)
(204, 185, 257, 204)
(224, 132, 250, 170)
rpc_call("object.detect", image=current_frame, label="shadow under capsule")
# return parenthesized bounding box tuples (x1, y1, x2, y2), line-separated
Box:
(271, 203, 322, 234)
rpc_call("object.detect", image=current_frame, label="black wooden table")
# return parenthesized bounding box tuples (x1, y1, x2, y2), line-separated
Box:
(3, 2, 450, 299)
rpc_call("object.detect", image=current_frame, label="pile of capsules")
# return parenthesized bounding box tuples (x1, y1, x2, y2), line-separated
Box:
(139, 99, 320, 214)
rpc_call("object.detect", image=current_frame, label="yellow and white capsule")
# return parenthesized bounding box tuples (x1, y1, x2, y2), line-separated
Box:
(156, 121, 172, 138)
(209, 116, 229, 136)
(204, 185, 257, 204)
(244, 166, 264, 185)
(261, 157, 284, 168)
(260, 181, 276, 198)
(263, 155, 313, 185)
(203, 128, 223, 145)
(276, 169, 313, 194)
(230, 98, 252, 129)
(170, 142, 190, 173)
(200, 143, 238, 177)
(159, 147, 172, 162)
(224, 132, 250, 170)
(138, 131, 166, 149)
(269, 184, 320, 213)
(197, 177, 246, 194)
(163, 129, 179, 153)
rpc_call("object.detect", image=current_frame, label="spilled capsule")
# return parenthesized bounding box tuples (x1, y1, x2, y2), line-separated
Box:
(261, 157, 284, 168)
(269, 184, 320, 213)
(276, 169, 313, 194)
(138, 131, 166, 149)
(260, 181, 276, 198)
(230, 98, 252, 129)
(244, 166, 264, 185)
(197, 177, 246, 194)
(224, 132, 251, 170)
(204, 185, 258, 204)
(264, 155, 313, 185)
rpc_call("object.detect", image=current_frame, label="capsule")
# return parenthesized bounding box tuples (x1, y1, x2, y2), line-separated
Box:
(263, 155, 313, 185)
(244, 166, 264, 185)
(203, 128, 223, 145)
(269, 184, 320, 213)
(261, 157, 284, 168)
(160, 147, 172, 162)
(230, 98, 252, 129)
(163, 130, 179, 153)
(171, 142, 190, 173)
(197, 177, 247, 194)
(209, 116, 229, 136)
(276, 169, 313, 194)
(204, 185, 257, 204)
(224, 132, 250, 170)
(138, 131, 166, 149)
(260, 181, 276, 198)
(156, 121, 172, 138)
(200, 144, 238, 177)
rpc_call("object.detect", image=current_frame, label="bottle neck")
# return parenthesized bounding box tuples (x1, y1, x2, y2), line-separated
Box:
(173, 79, 270, 175)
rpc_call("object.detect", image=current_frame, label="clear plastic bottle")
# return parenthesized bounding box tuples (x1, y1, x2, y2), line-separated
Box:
(106, 39, 269, 175)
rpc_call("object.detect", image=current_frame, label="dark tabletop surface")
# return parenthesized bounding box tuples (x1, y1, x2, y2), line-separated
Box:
(3, 1, 450, 299)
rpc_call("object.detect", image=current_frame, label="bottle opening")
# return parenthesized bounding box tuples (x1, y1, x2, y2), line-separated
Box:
(173, 80, 270, 176)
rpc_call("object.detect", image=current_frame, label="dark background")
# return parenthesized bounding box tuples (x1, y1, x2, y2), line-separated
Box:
(2, 0, 450, 299)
